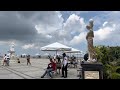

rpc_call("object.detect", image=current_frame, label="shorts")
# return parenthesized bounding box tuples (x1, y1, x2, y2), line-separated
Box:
(57, 67, 61, 69)
(4, 60, 6, 62)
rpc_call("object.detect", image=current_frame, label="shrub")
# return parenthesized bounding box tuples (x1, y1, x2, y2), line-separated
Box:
(116, 67, 120, 74)
(111, 73, 120, 79)
(116, 60, 120, 66)
(103, 64, 117, 79)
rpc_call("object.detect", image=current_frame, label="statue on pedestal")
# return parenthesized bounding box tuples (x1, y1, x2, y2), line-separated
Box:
(86, 19, 97, 63)
(8, 42, 15, 59)
(10, 43, 15, 52)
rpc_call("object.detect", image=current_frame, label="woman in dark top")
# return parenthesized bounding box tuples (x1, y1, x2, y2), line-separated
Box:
(56, 55, 61, 74)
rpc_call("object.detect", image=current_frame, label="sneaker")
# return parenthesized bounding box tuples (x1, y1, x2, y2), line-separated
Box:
(49, 76, 53, 79)
(61, 76, 64, 77)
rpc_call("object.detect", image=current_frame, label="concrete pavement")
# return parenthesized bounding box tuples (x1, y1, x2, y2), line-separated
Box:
(0, 58, 80, 79)
(0, 58, 99, 79)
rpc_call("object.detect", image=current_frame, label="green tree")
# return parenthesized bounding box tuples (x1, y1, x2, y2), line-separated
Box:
(95, 45, 120, 79)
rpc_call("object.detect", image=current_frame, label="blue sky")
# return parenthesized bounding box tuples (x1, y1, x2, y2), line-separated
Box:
(0, 11, 120, 56)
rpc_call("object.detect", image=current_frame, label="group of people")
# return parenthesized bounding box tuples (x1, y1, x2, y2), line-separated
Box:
(69, 55, 78, 68)
(41, 53, 68, 79)
(2, 52, 69, 79)
(2, 54, 31, 66)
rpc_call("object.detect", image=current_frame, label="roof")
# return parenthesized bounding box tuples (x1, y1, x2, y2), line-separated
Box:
(40, 42, 71, 51)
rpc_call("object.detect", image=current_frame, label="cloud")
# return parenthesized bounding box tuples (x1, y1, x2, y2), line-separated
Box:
(103, 21, 108, 27)
(94, 27, 112, 41)
(34, 11, 64, 35)
(0, 11, 120, 55)
(0, 11, 66, 50)
(0, 11, 64, 43)
(46, 34, 52, 39)
(22, 44, 35, 49)
(0, 11, 37, 42)
(85, 22, 118, 46)
(63, 14, 85, 33)
(70, 32, 87, 45)
(33, 13, 87, 47)
(69, 11, 120, 50)
(58, 14, 86, 45)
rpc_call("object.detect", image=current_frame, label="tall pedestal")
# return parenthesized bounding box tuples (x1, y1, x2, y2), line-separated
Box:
(81, 62, 103, 79)
(10, 59, 17, 63)
(8, 43, 17, 64)
(10, 54, 17, 63)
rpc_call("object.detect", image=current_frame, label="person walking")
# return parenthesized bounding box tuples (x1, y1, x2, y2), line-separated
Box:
(27, 55, 31, 65)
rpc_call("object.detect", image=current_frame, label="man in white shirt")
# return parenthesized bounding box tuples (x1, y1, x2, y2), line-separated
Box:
(2, 54, 7, 66)
(61, 53, 68, 78)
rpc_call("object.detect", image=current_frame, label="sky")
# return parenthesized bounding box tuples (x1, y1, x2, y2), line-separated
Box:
(0, 11, 120, 56)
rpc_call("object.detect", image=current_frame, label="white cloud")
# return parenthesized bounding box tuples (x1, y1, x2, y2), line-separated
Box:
(94, 22, 119, 46)
(70, 32, 86, 45)
(58, 14, 86, 44)
(35, 11, 64, 35)
(0, 41, 9, 45)
(103, 21, 108, 27)
(94, 27, 112, 41)
(22, 44, 35, 49)
(46, 34, 52, 39)
(63, 14, 85, 33)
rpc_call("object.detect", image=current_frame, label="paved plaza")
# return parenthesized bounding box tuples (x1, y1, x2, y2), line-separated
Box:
(0, 58, 99, 79)
(0, 58, 81, 79)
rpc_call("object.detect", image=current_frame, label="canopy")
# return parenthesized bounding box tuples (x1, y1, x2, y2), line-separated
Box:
(64, 48, 81, 53)
(44, 53, 49, 56)
(35, 53, 40, 56)
(40, 42, 71, 51)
